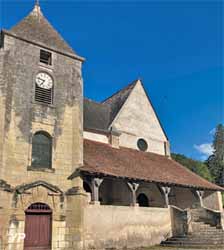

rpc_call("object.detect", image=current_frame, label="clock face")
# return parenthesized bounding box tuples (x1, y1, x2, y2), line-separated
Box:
(36, 72, 53, 89)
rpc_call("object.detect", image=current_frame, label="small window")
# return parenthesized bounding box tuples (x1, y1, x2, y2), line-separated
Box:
(31, 131, 52, 168)
(137, 138, 148, 152)
(40, 49, 52, 65)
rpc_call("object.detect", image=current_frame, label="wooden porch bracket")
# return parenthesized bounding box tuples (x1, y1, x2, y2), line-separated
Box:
(127, 182, 139, 206)
(196, 190, 204, 207)
(91, 177, 103, 203)
(161, 186, 171, 207)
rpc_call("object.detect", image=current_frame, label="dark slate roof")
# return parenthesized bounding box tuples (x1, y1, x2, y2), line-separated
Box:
(84, 80, 137, 131)
(81, 140, 224, 191)
(9, 4, 75, 55)
(102, 80, 138, 124)
(84, 99, 111, 131)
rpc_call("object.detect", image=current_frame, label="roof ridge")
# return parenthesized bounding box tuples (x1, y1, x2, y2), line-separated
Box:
(102, 79, 138, 103)
(84, 98, 111, 107)
(9, 3, 76, 55)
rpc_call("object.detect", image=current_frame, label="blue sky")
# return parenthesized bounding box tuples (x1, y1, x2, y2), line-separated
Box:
(0, 0, 223, 160)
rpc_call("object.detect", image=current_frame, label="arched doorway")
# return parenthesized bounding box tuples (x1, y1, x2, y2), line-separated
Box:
(137, 193, 149, 207)
(24, 203, 52, 250)
(83, 181, 92, 194)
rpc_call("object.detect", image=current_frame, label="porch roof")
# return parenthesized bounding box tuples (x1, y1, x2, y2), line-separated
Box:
(80, 140, 223, 191)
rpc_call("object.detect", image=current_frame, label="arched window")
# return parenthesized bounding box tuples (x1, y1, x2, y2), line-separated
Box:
(137, 193, 149, 207)
(31, 131, 52, 168)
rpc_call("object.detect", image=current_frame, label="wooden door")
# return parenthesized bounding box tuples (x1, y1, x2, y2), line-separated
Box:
(24, 203, 52, 250)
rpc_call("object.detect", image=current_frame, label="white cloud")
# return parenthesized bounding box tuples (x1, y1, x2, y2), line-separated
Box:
(209, 128, 216, 135)
(194, 143, 213, 157)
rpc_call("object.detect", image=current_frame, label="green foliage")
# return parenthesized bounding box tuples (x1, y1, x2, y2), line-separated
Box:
(171, 153, 213, 181)
(206, 124, 224, 185)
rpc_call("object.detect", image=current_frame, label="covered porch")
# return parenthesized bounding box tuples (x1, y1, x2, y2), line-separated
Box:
(82, 174, 223, 212)
(81, 174, 224, 249)
(79, 139, 224, 249)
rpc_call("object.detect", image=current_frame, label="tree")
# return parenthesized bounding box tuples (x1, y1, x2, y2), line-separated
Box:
(172, 153, 213, 181)
(206, 124, 224, 185)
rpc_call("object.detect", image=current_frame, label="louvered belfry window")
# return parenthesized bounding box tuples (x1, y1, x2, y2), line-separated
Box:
(35, 85, 53, 104)
(40, 49, 52, 65)
(31, 131, 52, 168)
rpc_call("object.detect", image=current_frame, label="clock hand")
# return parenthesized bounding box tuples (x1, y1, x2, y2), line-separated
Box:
(39, 79, 45, 87)
(41, 79, 46, 87)
(37, 77, 44, 84)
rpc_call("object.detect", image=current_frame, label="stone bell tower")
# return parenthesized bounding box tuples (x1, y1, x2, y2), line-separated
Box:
(0, 3, 85, 249)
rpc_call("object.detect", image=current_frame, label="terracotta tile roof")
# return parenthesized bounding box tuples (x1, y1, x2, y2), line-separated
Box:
(81, 140, 223, 191)
(9, 4, 75, 55)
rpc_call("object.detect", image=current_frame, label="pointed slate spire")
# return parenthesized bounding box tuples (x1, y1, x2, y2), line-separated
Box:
(9, 1, 76, 55)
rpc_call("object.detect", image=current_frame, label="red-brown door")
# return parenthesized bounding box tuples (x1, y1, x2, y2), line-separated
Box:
(24, 203, 52, 250)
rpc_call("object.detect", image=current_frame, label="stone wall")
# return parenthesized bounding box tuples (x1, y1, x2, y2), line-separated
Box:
(203, 191, 223, 211)
(99, 179, 166, 208)
(84, 131, 108, 144)
(137, 182, 165, 207)
(1, 33, 83, 188)
(83, 204, 172, 249)
(111, 80, 169, 156)
(169, 187, 199, 209)
(0, 32, 85, 250)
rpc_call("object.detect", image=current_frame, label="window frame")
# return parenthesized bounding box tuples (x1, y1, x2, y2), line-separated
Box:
(31, 131, 53, 169)
(40, 49, 52, 66)
(137, 138, 148, 152)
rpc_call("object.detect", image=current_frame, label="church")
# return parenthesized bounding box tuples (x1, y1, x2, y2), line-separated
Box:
(0, 3, 223, 250)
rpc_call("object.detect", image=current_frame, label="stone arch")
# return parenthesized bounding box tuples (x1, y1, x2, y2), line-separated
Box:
(83, 181, 92, 194)
(137, 193, 149, 207)
(15, 180, 63, 194)
(170, 186, 199, 209)
(99, 178, 131, 205)
(25, 202, 52, 211)
(136, 183, 165, 207)
(13, 181, 63, 210)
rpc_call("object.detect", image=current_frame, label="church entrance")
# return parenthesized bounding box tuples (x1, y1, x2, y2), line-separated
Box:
(24, 203, 52, 250)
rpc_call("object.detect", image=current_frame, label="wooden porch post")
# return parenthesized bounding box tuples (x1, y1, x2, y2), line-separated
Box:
(196, 190, 204, 207)
(161, 186, 171, 207)
(127, 182, 139, 206)
(91, 177, 103, 204)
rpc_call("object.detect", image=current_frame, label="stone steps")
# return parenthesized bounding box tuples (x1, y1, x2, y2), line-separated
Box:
(161, 241, 224, 248)
(168, 236, 224, 243)
(161, 218, 224, 247)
